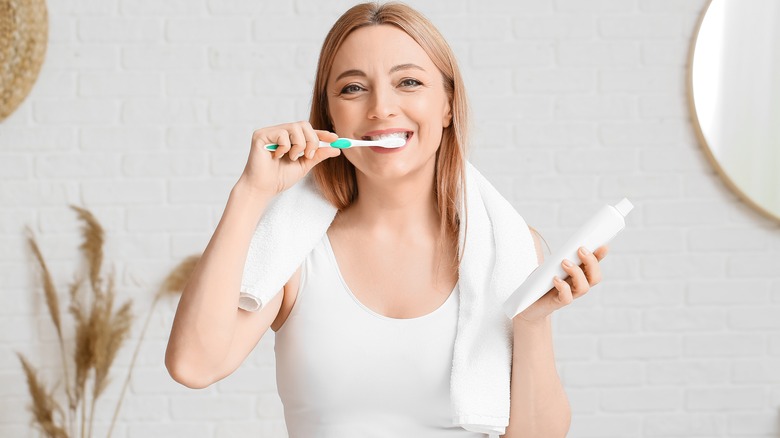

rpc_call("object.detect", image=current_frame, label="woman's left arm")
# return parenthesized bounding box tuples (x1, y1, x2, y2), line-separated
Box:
(502, 228, 608, 438)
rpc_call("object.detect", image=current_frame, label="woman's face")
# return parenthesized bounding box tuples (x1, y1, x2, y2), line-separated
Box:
(327, 24, 452, 179)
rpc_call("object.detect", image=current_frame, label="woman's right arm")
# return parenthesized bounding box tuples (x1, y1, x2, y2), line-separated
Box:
(165, 122, 340, 389)
(165, 180, 280, 389)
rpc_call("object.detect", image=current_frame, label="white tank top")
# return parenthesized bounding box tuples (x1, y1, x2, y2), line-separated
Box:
(274, 233, 488, 438)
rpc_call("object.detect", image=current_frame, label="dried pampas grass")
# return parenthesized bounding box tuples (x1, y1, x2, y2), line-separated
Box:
(157, 254, 200, 299)
(17, 353, 68, 438)
(25, 228, 64, 340)
(20, 205, 198, 438)
(71, 206, 104, 294)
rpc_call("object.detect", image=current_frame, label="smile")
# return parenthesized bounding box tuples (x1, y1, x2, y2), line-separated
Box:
(361, 131, 411, 141)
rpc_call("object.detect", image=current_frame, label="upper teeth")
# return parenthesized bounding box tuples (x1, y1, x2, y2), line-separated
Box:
(369, 132, 408, 141)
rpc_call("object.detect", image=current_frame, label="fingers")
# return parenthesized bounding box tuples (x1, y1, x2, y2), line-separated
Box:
(593, 245, 609, 261)
(271, 128, 292, 160)
(259, 122, 337, 161)
(552, 276, 574, 306)
(558, 245, 605, 301)
(288, 124, 306, 161)
(577, 246, 603, 286)
(315, 129, 339, 143)
(302, 125, 321, 160)
(560, 256, 589, 299)
(521, 245, 609, 322)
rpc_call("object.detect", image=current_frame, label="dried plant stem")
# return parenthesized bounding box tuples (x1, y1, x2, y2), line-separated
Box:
(108, 293, 159, 437)
(80, 391, 87, 438)
(88, 393, 97, 438)
(59, 345, 75, 438)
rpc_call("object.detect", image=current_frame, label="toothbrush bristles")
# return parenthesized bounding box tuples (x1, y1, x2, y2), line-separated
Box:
(378, 137, 406, 148)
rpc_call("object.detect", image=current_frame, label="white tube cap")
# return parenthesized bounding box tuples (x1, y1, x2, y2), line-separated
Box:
(614, 198, 634, 217)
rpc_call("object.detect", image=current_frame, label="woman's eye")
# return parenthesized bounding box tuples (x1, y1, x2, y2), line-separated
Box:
(341, 84, 364, 94)
(399, 78, 422, 88)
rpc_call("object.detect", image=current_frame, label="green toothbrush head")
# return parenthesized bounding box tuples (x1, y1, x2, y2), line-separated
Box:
(330, 138, 352, 149)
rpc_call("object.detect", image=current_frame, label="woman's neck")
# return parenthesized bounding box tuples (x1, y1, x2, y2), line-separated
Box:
(338, 163, 440, 241)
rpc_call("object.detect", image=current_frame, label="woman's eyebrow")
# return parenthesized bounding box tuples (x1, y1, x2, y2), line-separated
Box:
(389, 63, 426, 74)
(333, 63, 426, 82)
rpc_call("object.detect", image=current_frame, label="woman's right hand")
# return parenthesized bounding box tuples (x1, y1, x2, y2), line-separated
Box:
(238, 121, 342, 197)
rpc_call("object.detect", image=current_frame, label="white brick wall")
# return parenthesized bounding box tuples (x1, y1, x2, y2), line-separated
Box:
(2, 0, 779, 437)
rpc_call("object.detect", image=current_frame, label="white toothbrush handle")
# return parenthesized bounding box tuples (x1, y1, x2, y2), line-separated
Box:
(263, 141, 332, 151)
(345, 140, 376, 147)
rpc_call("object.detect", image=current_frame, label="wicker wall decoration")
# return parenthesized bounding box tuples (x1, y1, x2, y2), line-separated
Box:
(0, 0, 48, 122)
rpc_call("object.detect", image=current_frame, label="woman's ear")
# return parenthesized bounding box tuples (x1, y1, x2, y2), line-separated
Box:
(443, 103, 453, 128)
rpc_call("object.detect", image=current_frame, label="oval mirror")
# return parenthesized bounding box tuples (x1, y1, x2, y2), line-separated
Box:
(689, 0, 780, 223)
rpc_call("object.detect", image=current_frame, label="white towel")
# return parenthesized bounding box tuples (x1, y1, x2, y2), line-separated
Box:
(239, 160, 539, 435)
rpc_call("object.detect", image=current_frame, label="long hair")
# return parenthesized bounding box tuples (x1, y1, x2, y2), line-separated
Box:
(308, 1, 470, 272)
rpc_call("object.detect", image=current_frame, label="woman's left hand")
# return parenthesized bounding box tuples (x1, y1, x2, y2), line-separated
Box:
(514, 245, 609, 325)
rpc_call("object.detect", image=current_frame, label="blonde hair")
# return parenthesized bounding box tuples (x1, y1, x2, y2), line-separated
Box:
(308, 1, 470, 272)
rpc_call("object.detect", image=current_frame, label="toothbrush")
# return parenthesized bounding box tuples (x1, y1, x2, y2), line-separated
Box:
(264, 137, 406, 151)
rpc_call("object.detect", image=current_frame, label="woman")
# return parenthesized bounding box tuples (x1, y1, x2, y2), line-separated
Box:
(165, 2, 608, 437)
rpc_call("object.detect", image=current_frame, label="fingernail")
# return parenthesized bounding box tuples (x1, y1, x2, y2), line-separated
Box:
(308, 150, 315, 159)
(562, 259, 573, 268)
(580, 247, 590, 255)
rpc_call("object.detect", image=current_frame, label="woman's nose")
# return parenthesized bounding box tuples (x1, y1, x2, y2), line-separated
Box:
(366, 87, 397, 120)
